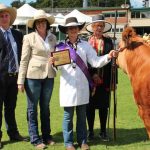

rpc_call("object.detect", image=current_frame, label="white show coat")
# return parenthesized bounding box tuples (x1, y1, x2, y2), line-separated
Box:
(59, 40, 110, 107)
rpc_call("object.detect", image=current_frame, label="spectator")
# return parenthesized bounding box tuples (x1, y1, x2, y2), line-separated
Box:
(0, 3, 25, 148)
(17, 10, 56, 149)
(86, 14, 118, 141)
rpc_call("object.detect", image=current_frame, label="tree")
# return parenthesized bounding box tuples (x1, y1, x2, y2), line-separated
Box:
(11, 0, 25, 8)
(142, 0, 149, 7)
(20, 0, 131, 8)
(107, 0, 131, 7)
(57, 0, 82, 8)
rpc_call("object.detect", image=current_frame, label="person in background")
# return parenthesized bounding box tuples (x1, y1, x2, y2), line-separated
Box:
(17, 10, 56, 149)
(50, 17, 118, 150)
(0, 3, 25, 148)
(86, 14, 117, 141)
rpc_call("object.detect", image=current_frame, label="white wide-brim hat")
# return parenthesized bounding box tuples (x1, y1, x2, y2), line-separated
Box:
(27, 9, 55, 28)
(0, 3, 16, 26)
(86, 14, 112, 33)
(58, 17, 85, 34)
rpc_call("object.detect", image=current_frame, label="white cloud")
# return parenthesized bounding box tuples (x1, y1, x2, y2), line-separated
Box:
(130, 0, 143, 8)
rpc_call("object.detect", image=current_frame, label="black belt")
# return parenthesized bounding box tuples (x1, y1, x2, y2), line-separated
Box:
(8, 72, 18, 77)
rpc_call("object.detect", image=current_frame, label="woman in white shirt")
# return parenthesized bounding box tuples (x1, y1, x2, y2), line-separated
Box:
(50, 17, 118, 150)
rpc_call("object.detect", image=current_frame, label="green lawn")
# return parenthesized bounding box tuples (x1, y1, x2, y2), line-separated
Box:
(1, 69, 150, 150)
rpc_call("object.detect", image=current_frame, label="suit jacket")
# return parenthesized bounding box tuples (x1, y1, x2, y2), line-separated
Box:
(17, 31, 57, 85)
(88, 36, 118, 108)
(0, 29, 23, 75)
(89, 36, 114, 88)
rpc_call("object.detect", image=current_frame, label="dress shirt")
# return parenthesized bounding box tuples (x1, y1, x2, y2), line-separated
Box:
(0, 27, 19, 73)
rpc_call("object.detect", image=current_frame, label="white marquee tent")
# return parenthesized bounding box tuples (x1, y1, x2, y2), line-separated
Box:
(13, 4, 38, 34)
(51, 13, 65, 27)
(64, 9, 92, 23)
(13, 4, 65, 34)
(13, 3, 37, 25)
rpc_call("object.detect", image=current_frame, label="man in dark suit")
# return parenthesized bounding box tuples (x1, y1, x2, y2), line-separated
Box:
(0, 3, 25, 147)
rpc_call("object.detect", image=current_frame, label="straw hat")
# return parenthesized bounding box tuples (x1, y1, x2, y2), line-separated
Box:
(58, 17, 85, 34)
(27, 9, 55, 28)
(0, 3, 16, 25)
(86, 14, 112, 33)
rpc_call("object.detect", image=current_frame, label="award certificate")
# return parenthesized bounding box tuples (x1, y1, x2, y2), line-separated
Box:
(52, 49, 71, 66)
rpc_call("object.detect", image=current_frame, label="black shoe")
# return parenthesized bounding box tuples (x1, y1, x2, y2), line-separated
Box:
(99, 132, 109, 142)
(9, 133, 28, 141)
(0, 140, 2, 149)
(88, 131, 94, 140)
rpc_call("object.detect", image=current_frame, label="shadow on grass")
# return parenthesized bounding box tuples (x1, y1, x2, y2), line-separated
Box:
(88, 128, 149, 146)
(1, 135, 30, 149)
(49, 127, 149, 147)
(52, 131, 64, 145)
(1, 128, 148, 148)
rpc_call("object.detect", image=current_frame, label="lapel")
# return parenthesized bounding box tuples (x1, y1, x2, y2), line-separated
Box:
(103, 37, 111, 54)
(11, 29, 23, 62)
(47, 34, 56, 51)
(11, 29, 21, 50)
(34, 32, 46, 50)
(11, 29, 21, 44)
(0, 29, 4, 39)
(11, 29, 16, 40)
(34, 32, 55, 52)
(0, 29, 8, 46)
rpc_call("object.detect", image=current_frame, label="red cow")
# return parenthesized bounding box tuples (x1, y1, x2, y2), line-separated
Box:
(117, 27, 150, 138)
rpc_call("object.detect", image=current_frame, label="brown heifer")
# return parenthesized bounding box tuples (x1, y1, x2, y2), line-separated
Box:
(117, 27, 150, 138)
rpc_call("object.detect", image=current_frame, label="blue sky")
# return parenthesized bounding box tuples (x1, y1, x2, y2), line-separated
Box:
(0, 0, 143, 8)
(0, 0, 36, 6)
(130, 0, 143, 8)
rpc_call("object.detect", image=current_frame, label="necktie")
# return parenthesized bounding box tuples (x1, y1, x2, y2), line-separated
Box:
(5, 31, 16, 73)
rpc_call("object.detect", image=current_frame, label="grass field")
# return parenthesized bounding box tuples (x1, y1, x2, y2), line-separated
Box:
(1, 69, 150, 150)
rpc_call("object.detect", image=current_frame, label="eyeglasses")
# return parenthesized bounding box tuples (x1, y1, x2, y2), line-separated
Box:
(35, 19, 47, 24)
(92, 23, 104, 29)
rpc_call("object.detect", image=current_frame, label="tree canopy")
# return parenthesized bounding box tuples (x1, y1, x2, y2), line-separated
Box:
(11, 0, 131, 8)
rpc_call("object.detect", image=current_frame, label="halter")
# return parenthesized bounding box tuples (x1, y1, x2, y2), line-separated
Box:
(117, 46, 127, 52)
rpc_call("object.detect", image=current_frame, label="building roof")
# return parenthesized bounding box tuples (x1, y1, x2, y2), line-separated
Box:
(131, 7, 150, 12)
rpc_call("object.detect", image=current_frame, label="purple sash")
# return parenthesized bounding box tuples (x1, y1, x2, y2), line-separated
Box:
(56, 42, 94, 89)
